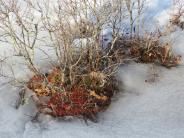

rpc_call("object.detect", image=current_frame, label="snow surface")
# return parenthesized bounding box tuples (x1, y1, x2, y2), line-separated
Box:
(0, 0, 184, 138)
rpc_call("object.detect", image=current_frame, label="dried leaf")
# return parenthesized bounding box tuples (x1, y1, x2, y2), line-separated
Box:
(162, 44, 171, 63)
(90, 90, 108, 101)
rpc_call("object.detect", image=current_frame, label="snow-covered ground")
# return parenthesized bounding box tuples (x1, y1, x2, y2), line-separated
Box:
(0, 0, 184, 138)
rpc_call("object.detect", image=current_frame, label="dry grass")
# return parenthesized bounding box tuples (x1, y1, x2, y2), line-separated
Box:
(112, 36, 181, 68)
(170, 0, 184, 29)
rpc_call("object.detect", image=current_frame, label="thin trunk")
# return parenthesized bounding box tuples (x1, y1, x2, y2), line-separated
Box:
(125, 0, 133, 37)
(137, 0, 140, 35)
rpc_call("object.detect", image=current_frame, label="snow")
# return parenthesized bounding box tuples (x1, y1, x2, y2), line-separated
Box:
(0, 0, 184, 138)
(21, 63, 184, 138)
(100, 27, 113, 51)
(141, 0, 172, 32)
